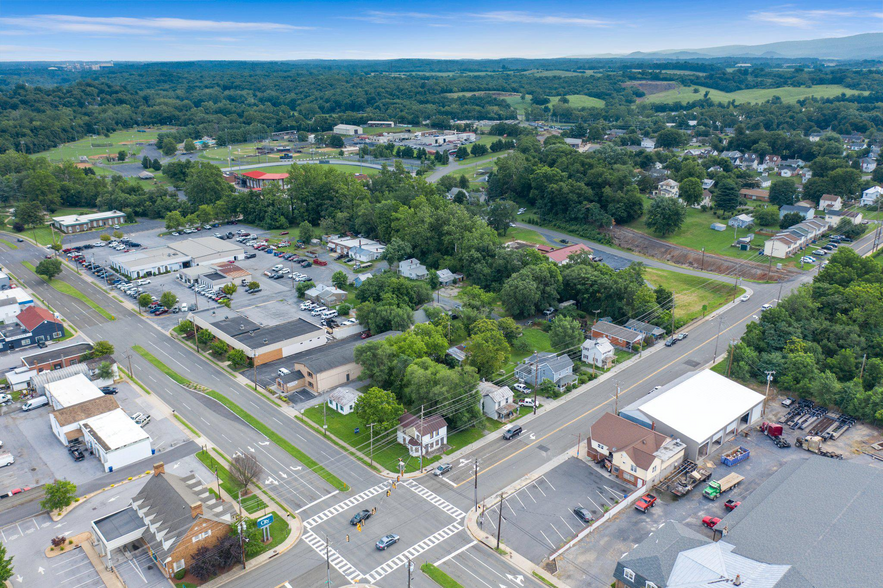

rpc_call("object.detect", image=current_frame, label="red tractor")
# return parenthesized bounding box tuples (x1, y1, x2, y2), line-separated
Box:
(760, 422, 791, 448)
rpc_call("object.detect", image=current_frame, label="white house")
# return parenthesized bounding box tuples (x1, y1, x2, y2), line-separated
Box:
(728, 214, 754, 229)
(478, 382, 517, 422)
(398, 258, 428, 280)
(861, 186, 883, 207)
(581, 338, 615, 369)
(80, 409, 153, 472)
(0, 288, 34, 323)
(397, 413, 447, 457)
(654, 179, 680, 199)
(819, 194, 843, 211)
(861, 157, 877, 173)
(327, 387, 360, 416)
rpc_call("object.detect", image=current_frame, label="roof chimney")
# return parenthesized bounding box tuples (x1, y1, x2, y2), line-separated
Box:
(153, 462, 165, 476)
(190, 501, 203, 518)
(734, 574, 742, 586)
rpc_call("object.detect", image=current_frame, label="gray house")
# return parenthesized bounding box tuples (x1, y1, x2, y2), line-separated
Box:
(624, 319, 665, 341)
(514, 352, 576, 390)
(779, 204, 814, 220)
(728, 213, 754, 229)
(478, 381, 517, 421)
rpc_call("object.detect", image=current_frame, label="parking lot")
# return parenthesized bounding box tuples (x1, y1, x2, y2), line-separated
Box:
(0, 380, 189, 492)
(481, 457, 630, 564)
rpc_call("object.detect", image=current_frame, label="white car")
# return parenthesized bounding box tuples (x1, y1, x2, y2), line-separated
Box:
(518, 398, 535, 408)
(277, 367, 291, 377)
(761, 303, 772, 311)
(0, 393, 12, 405)
(300, 302, 313, 311)
(137, 279, 151, 286)
(800, 256, 816, 264)
(513, 382, 530, 394)
(740, 294, 751, 302)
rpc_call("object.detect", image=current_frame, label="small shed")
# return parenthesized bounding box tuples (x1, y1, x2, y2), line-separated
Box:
(327, 387, 361, 415)
(710, 223, 726, 232)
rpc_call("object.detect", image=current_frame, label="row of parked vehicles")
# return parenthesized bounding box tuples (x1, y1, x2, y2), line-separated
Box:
(300, 300, 340, 321)
(188, 281, 231, 305)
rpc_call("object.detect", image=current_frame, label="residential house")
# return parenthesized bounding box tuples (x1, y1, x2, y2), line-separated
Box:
(446, 187, 468, 201)
(640, 137, 656, 149)
(446, 344, 467, 363)
(778, 204, 814, 220)
(761, 154, 781, 171)
(701, 179, 715, 190)
(398, 258, 428, 280)
(795, 199, 816, 209)
(564, 138, 583, 150)
(624, 319, 666, 342)
(861, 157, 877, 173)
(763, 218, 829, 258)
(739, 188, 769, 202)
(819, 194, 843, 211)
(778, 165, 798, 177)
(327, 387, 361, 415)
(728, 214, 754, 229)
(808, 132, 824, 142)
(436, 269, 462, 286)
(543, 243, 592, 265)
(478, 382, 517, 421)
(514, 352, 576, 390)
(397, 413, 447, 457)
(825, 209, 864, 226)
(739, 153, 759, 170)
(653, 179, 680, 199)
(781, 158, 805, 168)
(581, 338, 615, 369)
(350, 244, 386, 262)
(586, 413, 686, 488)
(305, 284, 347, 306)
(720, 150, 742, 165)
(0, 306, 65, 352)
(353, 273, 373, 288)
(591, 321, 645, 350)
(861, 185, 883, 207)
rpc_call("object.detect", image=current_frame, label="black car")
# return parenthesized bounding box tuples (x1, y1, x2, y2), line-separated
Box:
(664, 338, 675, 347)
(350, 509, 372, 526)
(70, 449, 85, 462)
(244, 253, 257, 259)
(573, 507, 593, 523)
(101, 387, 119, 395)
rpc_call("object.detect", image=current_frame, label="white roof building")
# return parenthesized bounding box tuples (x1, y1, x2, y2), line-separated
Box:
(621, 370, 764, 460)
(333, 124, 363, 135)
(44, 373, 104, 410)
(51, 210, 126, 234)
(81, 409, 153, 473)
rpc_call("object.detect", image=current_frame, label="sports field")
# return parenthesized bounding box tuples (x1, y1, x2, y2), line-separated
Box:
(642, 84, 867, 104)
(35, 128, 174, 162)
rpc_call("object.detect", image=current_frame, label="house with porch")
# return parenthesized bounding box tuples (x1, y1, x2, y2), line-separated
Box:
(478, 382, 517, 422)
(514, 352, 576, 390)
(397, 413, 447, 457)
(581, 338, 615, 369)
(398, 258, 428, 280)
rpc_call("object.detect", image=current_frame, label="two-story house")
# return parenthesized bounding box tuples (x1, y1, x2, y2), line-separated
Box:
(398, 258, 428, 280)
(581, 338, 615, 369)
(478, 381, 517, 421)
(653, 179, 680, 199)
(819, 194, 843, 211)
(397, 413, 447, 457)
(586, 413, 686, 488)
(514, 352, 576, 390)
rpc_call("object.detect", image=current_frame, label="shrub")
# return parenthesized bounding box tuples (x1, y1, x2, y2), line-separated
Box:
(174, 569, 187, 580)
(51, 536, 66, 547)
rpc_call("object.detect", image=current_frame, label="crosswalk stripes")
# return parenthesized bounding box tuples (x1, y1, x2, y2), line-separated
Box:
(402, 479, 466, 520)
(300, 530, 362, 582)
(303, 481, 388, 529)
(362, 522, 464, 583)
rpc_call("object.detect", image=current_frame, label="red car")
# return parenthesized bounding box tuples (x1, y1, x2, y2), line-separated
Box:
(361, 331, 372, 339)
(634, 494, 657, 513)
(313, 259, 328, 266)
(702, 516, 722, 529)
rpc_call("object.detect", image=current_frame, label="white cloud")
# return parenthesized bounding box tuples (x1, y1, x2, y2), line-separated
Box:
(348, 11, 445, 24)
(749, 9, 856, 28)
(0, 15, 309, 35)
(472, 11, 613, 27)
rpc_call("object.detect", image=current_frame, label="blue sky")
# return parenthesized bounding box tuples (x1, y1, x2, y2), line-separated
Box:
(1, 0, 880, 61)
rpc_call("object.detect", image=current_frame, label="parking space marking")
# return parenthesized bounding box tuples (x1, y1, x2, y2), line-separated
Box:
(559, 515, 575, 534)
(513, 493, 526, 509)
(605, 485, 625, 501)
(550, 523, 566, 542)
(434, 540, 477, 566)
(597, 490, 613, 506)
(539, 529, 556, 548)
(523, 487, 537, 503)
(532, 481, 547, 497)
(587, 496, 602, 511)
(542, 476, 556, 491)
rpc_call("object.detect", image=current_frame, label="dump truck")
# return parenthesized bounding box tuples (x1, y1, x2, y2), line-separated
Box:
(671, 467, 711, 497)
(795, 435, 842, 459)
(703, 473, 744, 500)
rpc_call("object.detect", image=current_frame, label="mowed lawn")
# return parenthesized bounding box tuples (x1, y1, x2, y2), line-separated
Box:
(499, 226, 552, 247)
(35, 128, 174, 162)
(503, 94, 605, 114)
(642, 84, 867, 104)
(503, 327, 553, 375)
(644, 267, 743, 322)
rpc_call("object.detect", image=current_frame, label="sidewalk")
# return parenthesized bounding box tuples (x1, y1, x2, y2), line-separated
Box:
(81, 539, 125, 588)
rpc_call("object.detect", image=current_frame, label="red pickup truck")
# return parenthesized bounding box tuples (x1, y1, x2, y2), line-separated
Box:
(312, 259, 328, 266)
(634, 494, 657, 513)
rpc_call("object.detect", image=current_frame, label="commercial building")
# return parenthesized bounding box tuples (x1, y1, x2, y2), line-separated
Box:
(276, 331, 398, 394)
(44, 373, 104, 410)
(177, 263, 251, 289)
(237, 170, 289, 191)
(111, 237, 245, 278)
(0, 288, 33, 323)
(92, 462, 236, 578)
(50, 395, 120, 446)
(327, 387, 361, 415)
(189, 312, 326, 366)
(81, 409, 153, 472)
(326, 236, 386, 261)
(52, 210, 126, 234)
(543, 243, 592, 264)
(21, 342, 93, 373)
(366, 121, 395, 127)
(620, 370, 764, 460)
(590, 321, 644, 350)
(587, 413, 685, 488)
(333, 124, 363, 135)
(615, 458, 883, 588)
(0, 306, 65, 352)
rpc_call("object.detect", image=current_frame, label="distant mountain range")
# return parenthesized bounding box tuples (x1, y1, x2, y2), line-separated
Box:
(579, 33, 883, 61)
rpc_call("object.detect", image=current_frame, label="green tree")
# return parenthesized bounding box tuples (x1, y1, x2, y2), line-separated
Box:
(655, 128, 687, 149)
(496, 317, 522, 344)
(96, 361, 114, 381)
(354, 387, 404, 433)
(221, 283, 237, 296)
(112, 230, 123, 239)
(141, 155, 150, 169)
(0, 542, 13, 583)
(247, 281, 260, 291)
(100, 233, 111, 242)
(228, 348, 248, 368)
(645, 197, 686, 236)
(550, 316, 583, 350)
(50, 242, 62, 254)
(298, 221, 314, 244)
(455, 146, 469, 159)
(186, 163, 230, 206)
(769, 179, 796, 207)
(40, 480, 77, 512)
(160, 291, 178, 309)
(470, 143, 489, 157)
(231, 518, 265, 557)
(14, 200, 44, 228)
(713, 179, 740, 212)
(486, 200, 518, 235)
(679, 177, 703, 206)
(331, 270, 348, 290)
(117, 150, 127, 162)
(327, 134, 345, 148)
(196, 205, 215, 225)
(161, 137, 177, 156)
(197, 329, 214, 347)
(35, 258, 62, 280)
(780, 212, 804, 229)
(90, 340, 115, 358)
(183, 138, 197, 153)
(137, 293, 152, 313)
(382, 238, 412, 266)
(165, 211, 185, 231)
(296, 280, 314, 299)
(464, 329, 509, 378)
(151, 158, 162, 171)
(211, 339, 228, 356)
(754, 206, 780, 227)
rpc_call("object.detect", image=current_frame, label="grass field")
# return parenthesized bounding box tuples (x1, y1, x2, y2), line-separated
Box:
(642, 84, 867, 104)
(503, 327, 553, 375)
(421, 563, 464, 588)
(35, 128, 174, 162)
(22, 262, 117, 320)
(504, 94, 605, 114)
(643, 267, 743, 323)
(499, 226, 551, 247)
(195, 450, 268, 514)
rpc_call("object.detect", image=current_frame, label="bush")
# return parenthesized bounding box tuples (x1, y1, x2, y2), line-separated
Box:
(174, 569, 187, 581)
(12, 222, 24, 232)
(337, 303, 352, 316)
(51, 536, 66, 547)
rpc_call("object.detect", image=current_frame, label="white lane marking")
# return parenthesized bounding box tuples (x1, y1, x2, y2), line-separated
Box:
(597, 490, 613, 506)
(441, 476, 457, 487)
(539, 529, 556, 548)
(532, 482, 547, 497)
(542, 475, 556, 491)
(587, 496, 602, 511)
(451, 559, 494, 588)
(148, 375, 157, 383)
(155, 346, 191, 372)
(463, 549, 508, 579)
(514, 492, 526, 509)
(551, 523, 566, 542)
(606, 485, 625, 501)
(559, 515, 576, 534)
(181, 402, 192, 410)
(523, 487, 537, 503)
(295, 433, 306, 441)
(201, 417, 210, 424)
(434, 540, 477, 566)
(295, 490, 340, 514)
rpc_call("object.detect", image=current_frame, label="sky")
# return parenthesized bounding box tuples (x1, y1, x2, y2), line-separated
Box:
(1, 0, 881, 61)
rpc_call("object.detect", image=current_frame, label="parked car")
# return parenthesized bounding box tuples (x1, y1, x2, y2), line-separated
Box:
(676, 332, 688, 341)
(573, 507, 593, 524)
(513, 382, 530, 395)
(350, 509, 372, 526)
(664, 338, 675, 347)
(69, 449, 85, 462)
(0, 394, 12, 405)
(724, 499, 741, 511)
(375, 534, 399, 550)
(433, 463, 452, 477)
(100, 387, 118, 395)
(518, 398, 535, 408)
(503, 426, 523, 440)
(702, 516, 722, 529)
(634, 494, 657, 513)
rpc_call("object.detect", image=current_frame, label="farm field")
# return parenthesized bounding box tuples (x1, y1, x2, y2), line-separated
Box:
(504, 94, 605, 113)
(642, 84, 867, 104)
(35, 128, 174, 162)
(643, 267, 743, 323)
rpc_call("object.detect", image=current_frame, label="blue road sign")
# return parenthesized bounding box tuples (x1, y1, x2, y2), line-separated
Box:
(256, 514, 274, 529)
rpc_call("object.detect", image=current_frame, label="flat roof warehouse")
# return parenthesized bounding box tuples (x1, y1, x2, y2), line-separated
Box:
(110, 237, 245, 278)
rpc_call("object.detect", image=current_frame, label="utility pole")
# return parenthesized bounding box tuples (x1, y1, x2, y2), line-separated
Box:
(323, 399, 327, 437)
(407, 557, 412, 588)
(238, 489, 246, 569)
(700, 247, 705, 272)
(712, 316, 725, 363)
(215, 467, 221, 498)
(496, 493, 505, 550)
(766, 255, 773, 282)
(325, 535, 330, 587)
(419, 404, 424, 473)
(533, 353, 539, 415)
(473, 458, 479, 514)
(368, 423, 375, 466)
(670, 298, 675, 336)
(762, 371, 775, 416)
(614, 381, 621, 415)
(777, 280, 783, 304)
